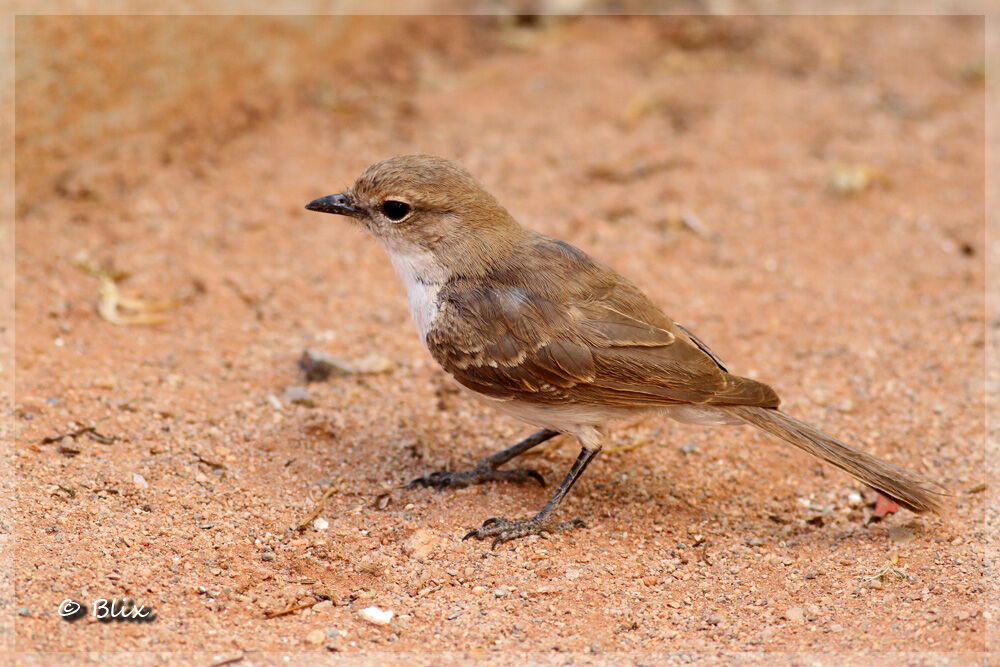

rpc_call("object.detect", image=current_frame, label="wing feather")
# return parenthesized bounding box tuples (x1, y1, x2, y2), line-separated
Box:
(424, 234, 779, 409)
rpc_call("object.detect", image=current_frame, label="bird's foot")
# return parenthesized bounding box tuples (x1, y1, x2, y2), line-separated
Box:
(462, 515, 585, 548)
(407, 463, 545, 490)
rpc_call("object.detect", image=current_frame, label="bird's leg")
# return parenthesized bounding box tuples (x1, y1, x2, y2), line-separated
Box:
(407, 429, 559, 490)
(463, 444, 600, 548)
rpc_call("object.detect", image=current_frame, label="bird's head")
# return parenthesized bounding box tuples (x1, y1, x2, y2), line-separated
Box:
(306, 154, 523, 265)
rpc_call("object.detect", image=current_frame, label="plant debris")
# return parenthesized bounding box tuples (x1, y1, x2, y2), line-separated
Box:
(264, 597, 319, 619)
(73, 256, 178, 326)
(829, 163, 891, 195)
(863, 552, 911, 586)
(294, 484, 338, 532)
(41, 426, 117, 445)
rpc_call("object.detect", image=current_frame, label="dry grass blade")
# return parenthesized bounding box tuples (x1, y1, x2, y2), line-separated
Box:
(97, 276, 177, 325)
(73, 257, 178, 326)
(264, 598, 318, 619)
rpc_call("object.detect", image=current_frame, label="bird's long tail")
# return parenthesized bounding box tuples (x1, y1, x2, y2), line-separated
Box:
(725, 405, 946, 514)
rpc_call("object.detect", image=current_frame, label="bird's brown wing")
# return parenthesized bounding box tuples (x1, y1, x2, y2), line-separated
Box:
(674, 321, 728, 372)
(425, 278, 779, 409)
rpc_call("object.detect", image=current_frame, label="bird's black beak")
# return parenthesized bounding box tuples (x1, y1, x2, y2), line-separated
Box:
(305, 193, 363, 218)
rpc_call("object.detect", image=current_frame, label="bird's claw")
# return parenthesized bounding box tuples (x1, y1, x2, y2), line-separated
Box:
(407, 465, 545, 490)
(462, 515, 585, 548)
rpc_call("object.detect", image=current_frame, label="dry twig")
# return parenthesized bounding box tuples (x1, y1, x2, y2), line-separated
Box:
(295, 485, 338, 532)
(264, 598, 318, 619)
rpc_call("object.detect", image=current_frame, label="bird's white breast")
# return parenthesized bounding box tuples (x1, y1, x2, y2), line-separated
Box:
(385, 246, 447, 344)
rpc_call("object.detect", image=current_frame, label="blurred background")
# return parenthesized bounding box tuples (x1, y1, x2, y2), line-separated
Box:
(16, 13, 985, 215)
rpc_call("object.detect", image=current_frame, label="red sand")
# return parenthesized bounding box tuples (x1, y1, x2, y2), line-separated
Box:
(12, 14, 989, 663)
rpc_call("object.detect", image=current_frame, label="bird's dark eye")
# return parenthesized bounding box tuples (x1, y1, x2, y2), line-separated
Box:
(381, 200, 411, 221)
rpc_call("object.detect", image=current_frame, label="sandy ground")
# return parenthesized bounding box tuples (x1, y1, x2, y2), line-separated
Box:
(10, 13, 992, 664)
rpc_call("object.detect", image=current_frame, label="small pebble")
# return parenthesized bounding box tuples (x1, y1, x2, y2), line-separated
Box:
(305, 629, 326, 646)
(312, 518, 329, 531)
(785, 607, 805, 622)
(312, 600, 332, 612)
(402, 528, 439, 560)
(282, 385, 315, 407)
(132, 472, 148, 489)
(707, 613, 723, 626)
(260, 550, 275, 562)
(352, 354, 393, 374)
(299, 348, 351, 381)
(58, 438, 80, 456)
(359, 606, 393, 625)
(494, 588, 509, 598)
(830, 623, 843, 632)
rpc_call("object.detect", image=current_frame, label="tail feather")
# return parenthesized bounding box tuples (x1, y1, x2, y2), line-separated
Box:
(726, 406, 946, 514)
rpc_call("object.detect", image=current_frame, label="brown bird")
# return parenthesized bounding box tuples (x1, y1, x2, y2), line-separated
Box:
(306, 154, 945, 547)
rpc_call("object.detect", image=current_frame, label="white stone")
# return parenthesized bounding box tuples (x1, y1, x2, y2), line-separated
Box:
(359, 605, 393, 626)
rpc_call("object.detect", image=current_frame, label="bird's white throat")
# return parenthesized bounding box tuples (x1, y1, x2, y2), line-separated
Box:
(384, 244, 448, 343)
